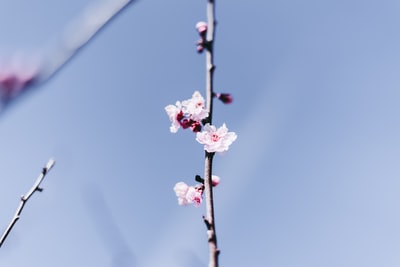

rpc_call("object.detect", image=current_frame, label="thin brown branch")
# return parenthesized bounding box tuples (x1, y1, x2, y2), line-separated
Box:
(203, 152, 219, 267)
(205, 0, 216, 125)
(0, 159, 56, 248)
(203, 0, 219, 266)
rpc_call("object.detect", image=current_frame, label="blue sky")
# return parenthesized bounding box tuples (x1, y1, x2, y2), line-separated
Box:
(0, 0, 400, 266)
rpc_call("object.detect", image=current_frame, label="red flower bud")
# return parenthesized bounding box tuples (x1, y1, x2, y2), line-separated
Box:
(179, 118, 192, 129)
(215, 93, 233, 104)
(196, 45, 204, 53)
(191, 121, 202, 132)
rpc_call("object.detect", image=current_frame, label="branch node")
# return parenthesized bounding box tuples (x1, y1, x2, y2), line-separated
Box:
(37, 187, 43, 192)
(202, 215, 212, 230)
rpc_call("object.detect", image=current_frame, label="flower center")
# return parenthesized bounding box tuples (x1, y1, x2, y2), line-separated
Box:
(211, 133, 220, 142)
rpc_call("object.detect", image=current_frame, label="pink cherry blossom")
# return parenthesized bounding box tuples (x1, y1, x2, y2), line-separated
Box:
(173, 182, 204, 207)
(196, 123, 237, 153)
(165, 91, 208, 133)
(186, 186, 203, 207)
(182, 91, 208, 122)
(165, 101, 183, 133)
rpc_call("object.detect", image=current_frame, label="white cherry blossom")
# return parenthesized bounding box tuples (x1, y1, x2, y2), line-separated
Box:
(182, 91, 208, 122)
(196, 123, 237, 153)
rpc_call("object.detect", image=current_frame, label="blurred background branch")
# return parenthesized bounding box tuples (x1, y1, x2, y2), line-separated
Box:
(0, 0, 135, 114)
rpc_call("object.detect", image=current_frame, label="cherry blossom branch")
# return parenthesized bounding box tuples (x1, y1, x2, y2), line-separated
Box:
(203, 1, 219, 266)
(168, 1, 236, 266)
(0, 159, 56, 248)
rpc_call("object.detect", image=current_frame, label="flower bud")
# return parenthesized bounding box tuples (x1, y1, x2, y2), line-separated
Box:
(215, 93, 233, 104)
(196, 21, 208, 36)
(197, 45, 204, 53)
(212, 175, 220, 186)
(191, 121, 202, 132)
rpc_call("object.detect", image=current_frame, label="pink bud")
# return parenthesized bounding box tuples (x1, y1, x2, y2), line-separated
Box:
(196, 21, 208, 35)
(197, 45, 204, 53)
(212, 175, 220, 186)
(179, 118, 192, 129)
(191, 121, 202, 132)
(176, 111, 184, 121)
(215, 93, 233, 104)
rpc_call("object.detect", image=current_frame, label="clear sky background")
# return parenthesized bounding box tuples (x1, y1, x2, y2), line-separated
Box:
(0, 0, 400, 266)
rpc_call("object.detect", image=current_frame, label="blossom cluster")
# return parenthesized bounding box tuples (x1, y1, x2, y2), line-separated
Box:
(173, 175, 220, 207)
(165, 91, 208, 133)
(166, 91, 237, 207)
(165, 91, 237, 153)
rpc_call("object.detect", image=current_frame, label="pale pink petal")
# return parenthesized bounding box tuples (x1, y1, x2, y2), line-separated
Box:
(173, 182, 189, 205)
(182, 91, 208, 122)
(165, 101, 182, 133)
(186, 186, 203, 207)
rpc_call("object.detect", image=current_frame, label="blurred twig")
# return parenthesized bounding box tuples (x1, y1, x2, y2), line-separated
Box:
(40, 0, 135, 82)
(0, 0, 136, 113)
(0, 159, 55, 248)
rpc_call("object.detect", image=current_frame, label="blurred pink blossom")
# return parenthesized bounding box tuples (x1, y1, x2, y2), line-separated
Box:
(0, 66, 38, 101)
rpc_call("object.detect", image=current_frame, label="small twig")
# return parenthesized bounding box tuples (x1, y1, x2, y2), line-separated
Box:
(0, 159, 56, 248)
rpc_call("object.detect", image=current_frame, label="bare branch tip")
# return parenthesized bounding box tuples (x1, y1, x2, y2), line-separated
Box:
(46, 158, 56, 171)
